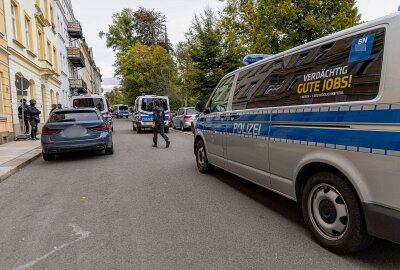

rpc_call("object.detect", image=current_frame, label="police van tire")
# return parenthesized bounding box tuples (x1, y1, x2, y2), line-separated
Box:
(302, 171, 374, 254)
(196, 140, 214, 174)
(137, 127, 141, 134)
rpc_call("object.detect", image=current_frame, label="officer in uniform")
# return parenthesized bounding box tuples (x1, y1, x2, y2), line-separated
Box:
(152, 99, 170, 148)
(18, 99, 30, 134)
(27, 99, 41, 140)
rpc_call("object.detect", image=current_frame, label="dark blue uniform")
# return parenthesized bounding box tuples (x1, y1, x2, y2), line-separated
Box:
(152, 105, 170, 147)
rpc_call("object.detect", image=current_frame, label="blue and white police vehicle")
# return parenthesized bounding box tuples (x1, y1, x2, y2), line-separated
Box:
(194, 13, 400, 253)
(132, 95, 170, 133)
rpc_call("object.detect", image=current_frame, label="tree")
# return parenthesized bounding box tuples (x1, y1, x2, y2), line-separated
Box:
(99, 8, 170, 53)
(105, 87, 128, 106)
(220, 0, 361, 54)
(117, 43, 178, 103)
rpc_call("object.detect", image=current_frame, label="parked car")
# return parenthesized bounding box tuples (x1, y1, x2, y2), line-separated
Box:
(169, 112, 177, 127)
(172, 107, 198, 131)
(71, 95, 113, 132)
(41, 108, 113, 161)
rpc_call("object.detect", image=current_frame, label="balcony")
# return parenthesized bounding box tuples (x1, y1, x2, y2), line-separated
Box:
(67, 47, 85, 68)
(67, 21, 83, 39)
(69, 78, 88, 94)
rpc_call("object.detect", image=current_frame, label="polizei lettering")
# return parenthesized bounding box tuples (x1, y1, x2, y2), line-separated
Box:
(233, 123, 262, 136)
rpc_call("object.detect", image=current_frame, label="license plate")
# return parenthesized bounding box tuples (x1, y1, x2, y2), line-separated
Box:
(64, 126, 86, 138)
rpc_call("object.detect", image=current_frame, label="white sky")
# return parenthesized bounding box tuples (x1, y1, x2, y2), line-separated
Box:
(70, 0, 400, 79)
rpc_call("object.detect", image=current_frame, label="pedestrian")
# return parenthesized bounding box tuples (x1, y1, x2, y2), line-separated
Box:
(152, 99, 170, 148)
(27, 99, 41, 140)
(18, 98, 30, 134)
(50, 104, 57, 115)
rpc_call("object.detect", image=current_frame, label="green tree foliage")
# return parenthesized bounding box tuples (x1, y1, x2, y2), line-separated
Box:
(117, 43, 178, 102)
(221, 0, 360, 54)
(105, 87, 128, 106)
(99, 8, 170, 52)
(180, 9, 242, 101)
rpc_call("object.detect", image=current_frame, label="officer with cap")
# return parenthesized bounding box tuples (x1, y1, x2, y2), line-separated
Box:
(27, 99, 41, 140)
(152, 99, 170, 148)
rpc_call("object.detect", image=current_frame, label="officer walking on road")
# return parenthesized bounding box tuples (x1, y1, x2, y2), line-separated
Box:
(152, 99, 170, 148)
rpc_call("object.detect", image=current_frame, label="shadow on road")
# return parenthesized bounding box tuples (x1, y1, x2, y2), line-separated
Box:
(210, 168, 400, 266)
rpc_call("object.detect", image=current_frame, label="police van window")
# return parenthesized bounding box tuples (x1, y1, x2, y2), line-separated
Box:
(209, 76, 235, 113)
(231, 27, 385, 110)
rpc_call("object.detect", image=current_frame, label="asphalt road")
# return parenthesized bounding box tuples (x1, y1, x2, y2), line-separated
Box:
(0, 119, 399, 270)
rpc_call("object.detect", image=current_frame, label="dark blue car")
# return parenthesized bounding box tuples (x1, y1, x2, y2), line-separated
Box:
(41, 108, 113, 161)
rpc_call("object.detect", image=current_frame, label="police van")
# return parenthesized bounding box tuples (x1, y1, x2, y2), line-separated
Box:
(194, 13, 400, 253)
(132, 95, 170, 133)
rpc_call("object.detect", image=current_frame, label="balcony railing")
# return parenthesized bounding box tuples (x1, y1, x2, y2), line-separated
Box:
(69, 78, 88, 94)
(67, 21, 83, 39)
(67, 47, 85, 68)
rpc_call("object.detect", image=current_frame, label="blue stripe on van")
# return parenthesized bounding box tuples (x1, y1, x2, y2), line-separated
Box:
(271, 108, 400, 124)
(269, 126, 400, 152)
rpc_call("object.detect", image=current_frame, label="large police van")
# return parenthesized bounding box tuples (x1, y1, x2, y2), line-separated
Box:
(194, 13, 400, 253)
(132, 95, 170, 133)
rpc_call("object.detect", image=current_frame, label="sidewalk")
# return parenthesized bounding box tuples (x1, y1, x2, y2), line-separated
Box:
(0, 139, 42, 183)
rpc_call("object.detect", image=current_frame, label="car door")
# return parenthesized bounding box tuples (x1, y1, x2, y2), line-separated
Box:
(202, 75, 235, 169)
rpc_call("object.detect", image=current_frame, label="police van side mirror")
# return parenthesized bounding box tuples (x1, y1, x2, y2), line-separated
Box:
(195, 101, 206, 113)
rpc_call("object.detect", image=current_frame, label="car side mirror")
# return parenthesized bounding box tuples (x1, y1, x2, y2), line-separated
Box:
(195, 101, 206, 113)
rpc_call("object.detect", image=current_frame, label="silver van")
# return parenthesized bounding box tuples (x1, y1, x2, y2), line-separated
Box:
(194, 13, 400, 253)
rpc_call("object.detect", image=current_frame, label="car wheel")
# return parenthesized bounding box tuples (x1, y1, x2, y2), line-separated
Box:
(105, 144, 114, 155)
(196, 140, 214, 174)
(126, 116, 129, 118)
(43, 153, 55, 161)
(137, 126, 141, 134)
(180, 122, 184, 131)
(302, 171, 374, 254)
(133, 124, 136, 131)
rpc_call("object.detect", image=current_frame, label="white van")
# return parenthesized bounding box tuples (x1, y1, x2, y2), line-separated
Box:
(112, 104, 129, 118)
(132, 95, 170, 133)
(194, 13, 400, 253)
(71, 95, 113, 131)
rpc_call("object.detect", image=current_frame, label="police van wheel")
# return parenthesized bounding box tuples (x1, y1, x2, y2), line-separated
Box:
(196, 140, 214, 174)
(302, 171, 373, 253)
(137, 127, 141, 134)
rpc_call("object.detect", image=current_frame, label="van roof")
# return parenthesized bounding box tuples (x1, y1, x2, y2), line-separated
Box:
(226, 12, 400, 77)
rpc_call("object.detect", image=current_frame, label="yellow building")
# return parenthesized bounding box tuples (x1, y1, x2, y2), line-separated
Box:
(0, 0, 13, 143)
(4, 0, 61, 131)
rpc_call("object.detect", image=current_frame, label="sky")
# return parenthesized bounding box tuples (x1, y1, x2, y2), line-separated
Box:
(70, 0, 400, 89)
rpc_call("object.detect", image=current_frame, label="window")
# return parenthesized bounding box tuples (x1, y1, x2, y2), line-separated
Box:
(49, 111, 99, 122)
(73, 98, 105, 111)
(10, 1, 18, 40)
(140, 98, 168, 111)
(47, 41, 52, 63)
(53, 47, 58, 73)
(50, 4, 55, 28)
(186, 108, 198, 115)
(37, 30, 44, 59)
(208, 76, 235, 113)
(232, 28, 385, 110)
(24, 15, 33, 51)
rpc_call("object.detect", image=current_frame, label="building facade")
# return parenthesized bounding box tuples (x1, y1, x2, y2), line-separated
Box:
(0, 0, 13, 143)
(4, 0, 61, 128)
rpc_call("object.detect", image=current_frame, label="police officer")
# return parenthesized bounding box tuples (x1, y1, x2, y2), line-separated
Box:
(18, 98, 29, 134)
(27, 99, 41, 140)
(152, 99, 170, 148)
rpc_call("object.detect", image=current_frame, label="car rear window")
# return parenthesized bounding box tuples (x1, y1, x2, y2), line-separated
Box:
(49, 111, 99, 122)
(186, 108, 198, 115)
(73, 98, 105, 111)
(119, 105, 128, 110)
(141, 98, 168, 111)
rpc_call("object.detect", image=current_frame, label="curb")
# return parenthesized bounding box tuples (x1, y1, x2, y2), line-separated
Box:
(0, 147, 42, 183)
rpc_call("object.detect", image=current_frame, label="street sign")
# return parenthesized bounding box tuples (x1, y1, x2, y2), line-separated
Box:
(242, 54, 273, 66)
(15, 77, 30, 91)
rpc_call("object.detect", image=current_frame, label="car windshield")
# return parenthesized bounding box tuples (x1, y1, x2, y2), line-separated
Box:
(119, 105, 128, 110)
(49, 111, 99, 122)
(141, 98, 168, 112)
(186, 108, 198, 115)
(73, 98, 105, 111)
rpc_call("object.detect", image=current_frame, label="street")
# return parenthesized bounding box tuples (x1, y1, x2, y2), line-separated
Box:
(0, 118, 399, 270)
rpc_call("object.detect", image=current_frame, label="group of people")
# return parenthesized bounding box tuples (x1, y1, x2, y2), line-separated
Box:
(18, 99, 41, 140)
